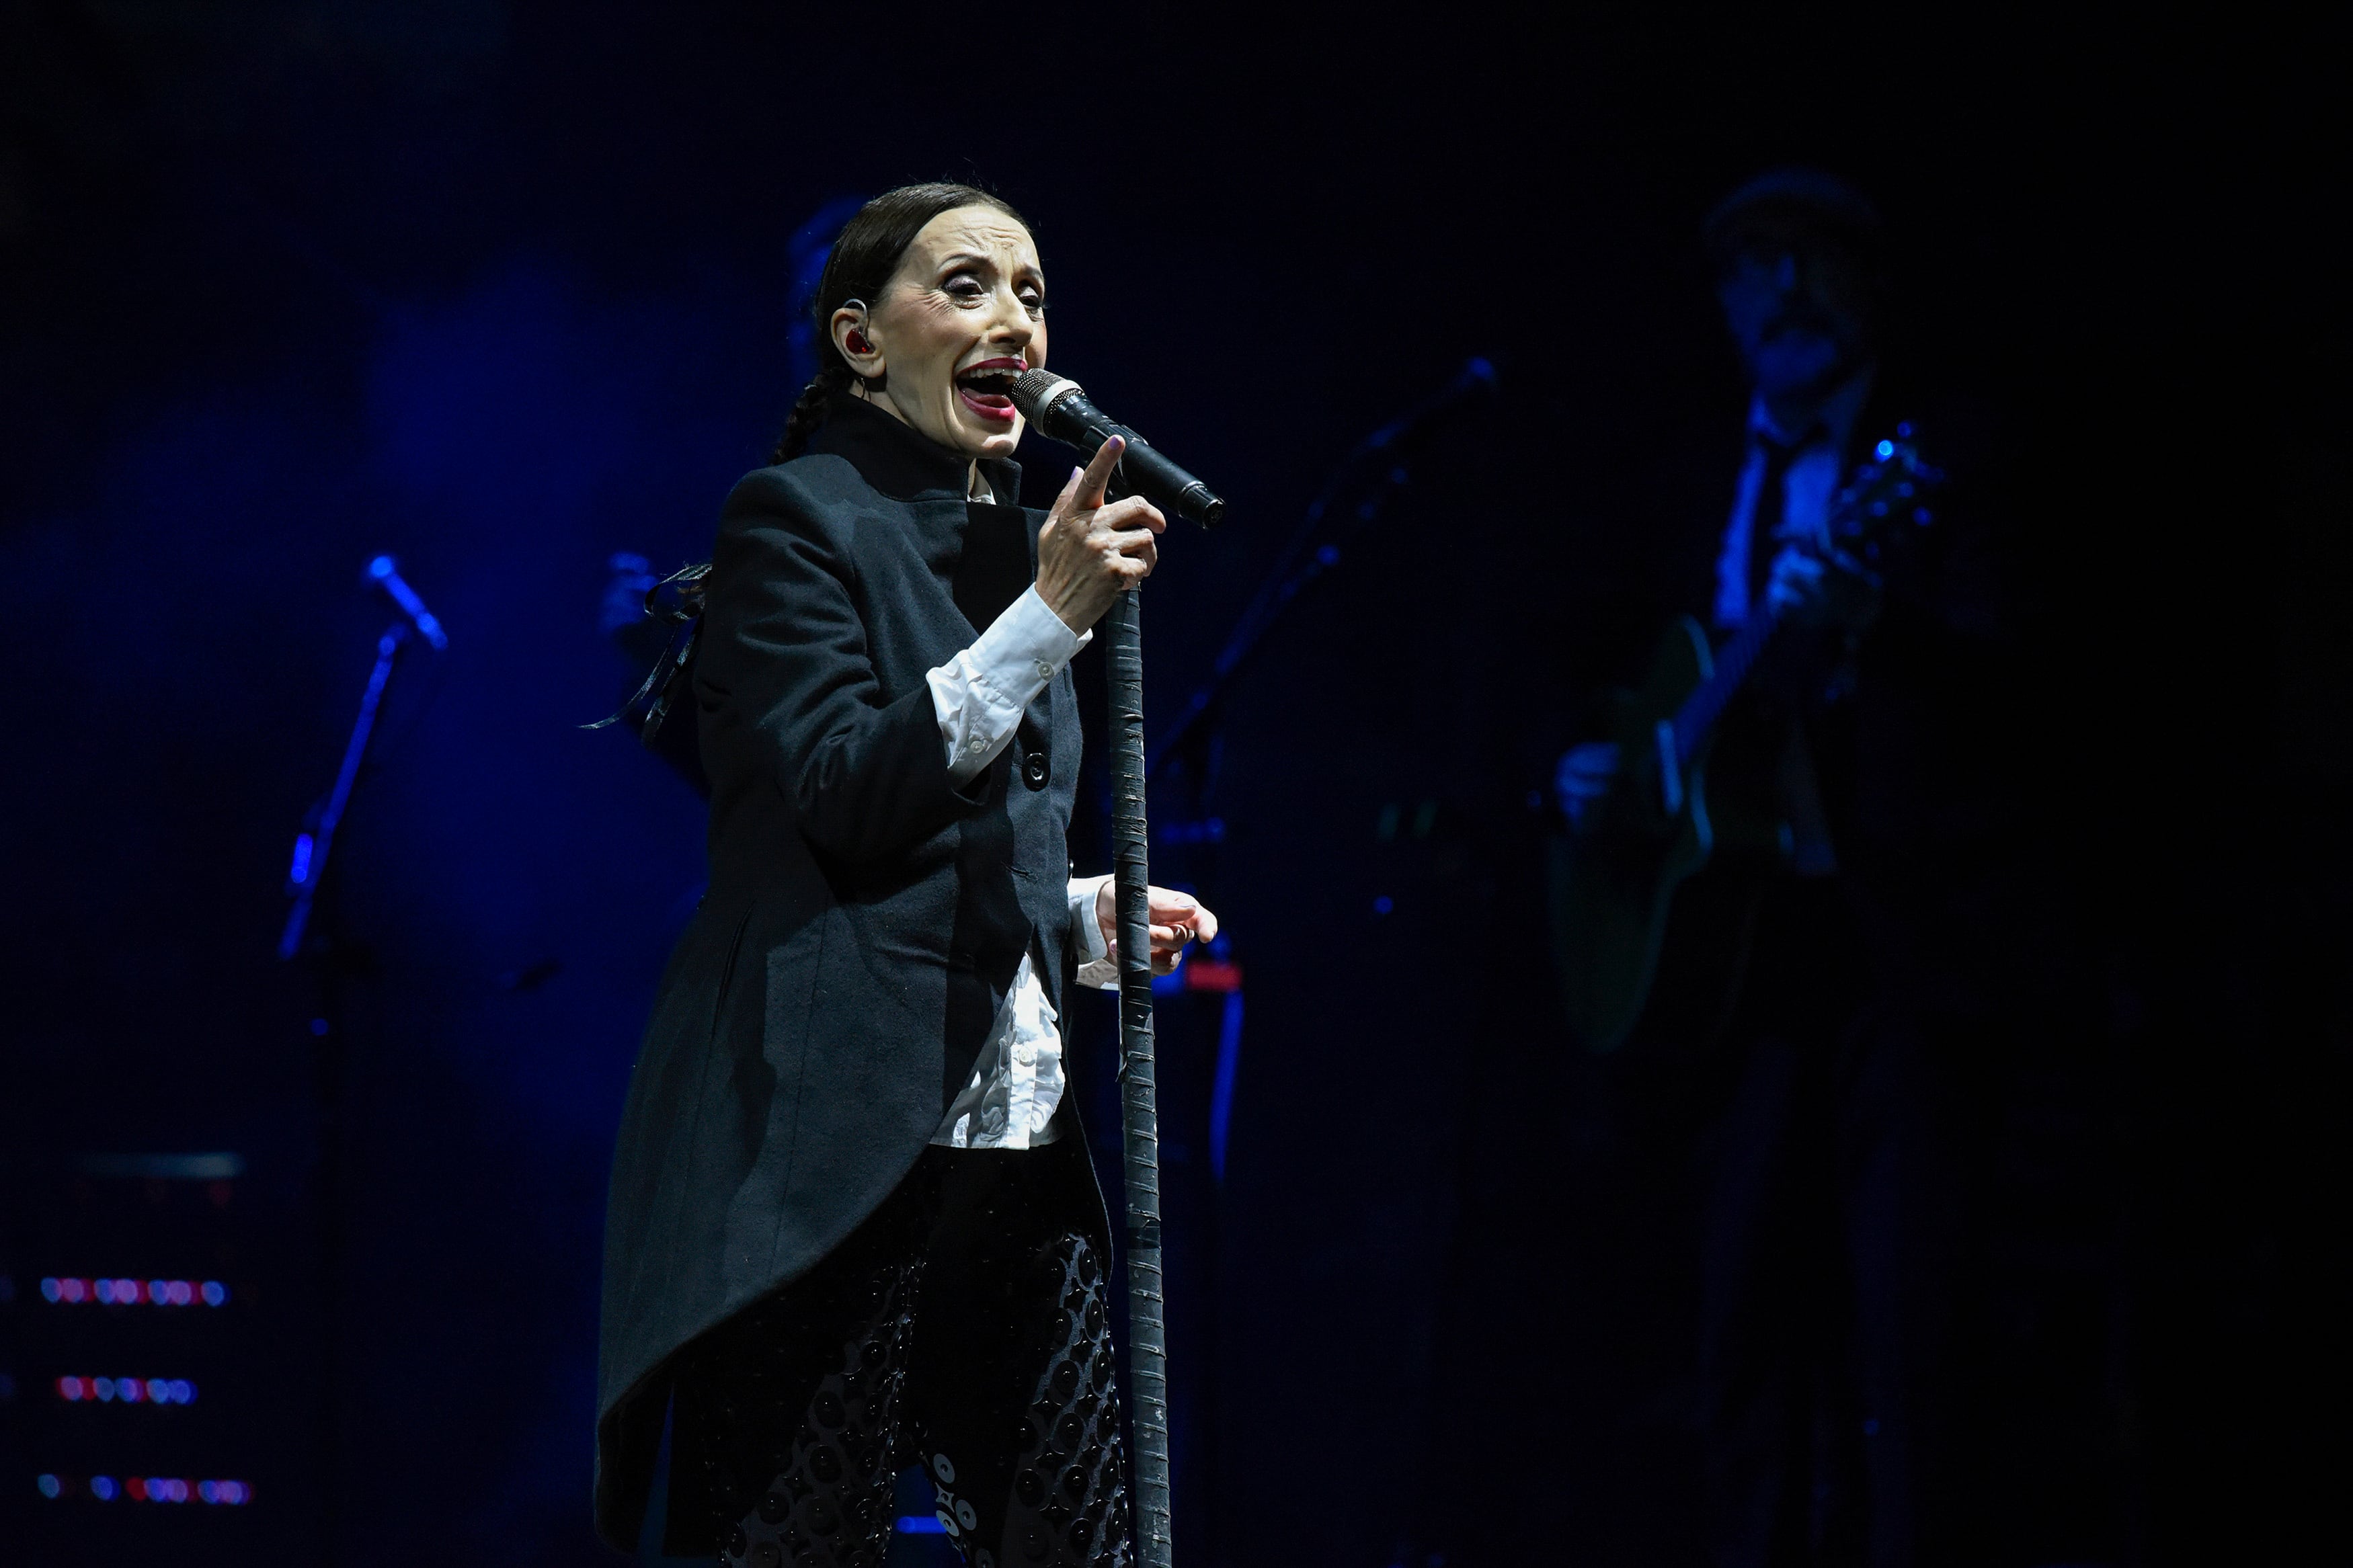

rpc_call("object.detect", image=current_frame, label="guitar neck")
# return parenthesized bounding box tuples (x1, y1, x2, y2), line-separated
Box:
(1670, 610, 1778, 766)
(1660, 429, 1936, 774)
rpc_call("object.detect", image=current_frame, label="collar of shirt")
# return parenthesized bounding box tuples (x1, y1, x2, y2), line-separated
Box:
(1749, 361, 1878, 456)
(1716, 364, 1878, 629)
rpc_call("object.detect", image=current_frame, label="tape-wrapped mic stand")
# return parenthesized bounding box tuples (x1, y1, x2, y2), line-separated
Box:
(1103, 582, 1174, 1568)
(1014, 368, 1225, 1568)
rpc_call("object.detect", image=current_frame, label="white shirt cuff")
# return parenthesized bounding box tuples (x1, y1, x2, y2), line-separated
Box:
(1068, 873, 1117, 990)
(982, 584, 1090, 677)
(930, 587, 1091, 784)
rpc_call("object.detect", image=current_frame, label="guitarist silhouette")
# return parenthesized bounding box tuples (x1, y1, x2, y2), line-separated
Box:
(1548, 169, 2016, 1567)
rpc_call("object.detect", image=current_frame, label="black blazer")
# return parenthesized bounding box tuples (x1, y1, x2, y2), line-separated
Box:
(594, 397, 1088, 1547)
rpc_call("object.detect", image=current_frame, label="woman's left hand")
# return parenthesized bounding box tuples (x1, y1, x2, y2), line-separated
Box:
(1094, 882, 1220, 975)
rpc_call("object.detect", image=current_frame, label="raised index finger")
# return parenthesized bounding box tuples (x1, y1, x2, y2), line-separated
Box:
(1072, 434, 1125, 511)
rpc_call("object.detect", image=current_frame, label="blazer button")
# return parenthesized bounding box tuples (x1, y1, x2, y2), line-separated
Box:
(1021, 752, 1051, 790)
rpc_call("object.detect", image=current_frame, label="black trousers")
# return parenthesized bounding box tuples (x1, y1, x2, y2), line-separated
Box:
(662, 1139, 1130, 1567)
(1691, 872, 1874, 1568)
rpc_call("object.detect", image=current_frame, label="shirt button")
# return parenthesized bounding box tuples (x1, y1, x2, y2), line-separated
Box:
(1014, 1044, 1036, 1065)
(968, 737, 986, 753)
(1036, 660, 1055, 680)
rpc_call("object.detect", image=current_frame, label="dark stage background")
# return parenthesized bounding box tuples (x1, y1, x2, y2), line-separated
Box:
(1, 7, 2343, 1566)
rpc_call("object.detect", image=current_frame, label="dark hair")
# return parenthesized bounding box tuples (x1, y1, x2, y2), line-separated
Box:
(770, 182, 1033, 462)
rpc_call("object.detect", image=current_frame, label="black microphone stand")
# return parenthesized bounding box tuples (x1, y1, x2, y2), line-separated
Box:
(1104, 584, 1174, 1568)
(276, 559, 443, 1565)
(1086, 359, 1493, 1567)
(280, 623, 409, 961)
(1149, 356, 1497, 781)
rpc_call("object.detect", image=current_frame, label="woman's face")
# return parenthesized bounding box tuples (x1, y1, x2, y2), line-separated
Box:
(838, 205, 1047, 462)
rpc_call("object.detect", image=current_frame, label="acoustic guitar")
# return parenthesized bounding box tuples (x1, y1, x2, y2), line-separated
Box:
(1548, 431, 1942, 1053)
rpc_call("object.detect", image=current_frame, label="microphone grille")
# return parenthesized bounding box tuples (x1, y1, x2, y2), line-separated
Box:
(1011, 369, 1078, 423)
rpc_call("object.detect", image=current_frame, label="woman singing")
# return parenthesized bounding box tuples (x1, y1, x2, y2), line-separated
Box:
(594, 183, 1216, 1568)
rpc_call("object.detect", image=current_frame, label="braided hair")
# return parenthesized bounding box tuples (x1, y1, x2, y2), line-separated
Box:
(770, 182, 1033, 463)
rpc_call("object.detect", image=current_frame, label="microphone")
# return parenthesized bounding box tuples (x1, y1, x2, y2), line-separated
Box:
(1012, 370, 1226, 528)
(366, 555, 449, 650)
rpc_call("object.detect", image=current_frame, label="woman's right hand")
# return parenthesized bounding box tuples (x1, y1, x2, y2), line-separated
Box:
(1036, 435, 1166, 634)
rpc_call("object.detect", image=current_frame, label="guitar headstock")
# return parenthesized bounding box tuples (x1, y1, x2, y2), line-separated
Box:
(1830, 424, 1944, 554)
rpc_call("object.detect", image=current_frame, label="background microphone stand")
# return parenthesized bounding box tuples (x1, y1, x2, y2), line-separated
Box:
(1150, 356, 1498, 782)
(276, 554, 446, 1565)
(1090, 359, 1494, 1567)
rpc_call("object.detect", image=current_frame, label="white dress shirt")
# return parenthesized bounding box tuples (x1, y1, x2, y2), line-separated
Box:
(924, 524, 1119, 1150)
(1709, 367, 1875, 877)
(1712, 367, 1876, 630)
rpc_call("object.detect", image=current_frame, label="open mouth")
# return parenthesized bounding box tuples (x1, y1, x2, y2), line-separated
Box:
(955, 359, 1025, 423)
